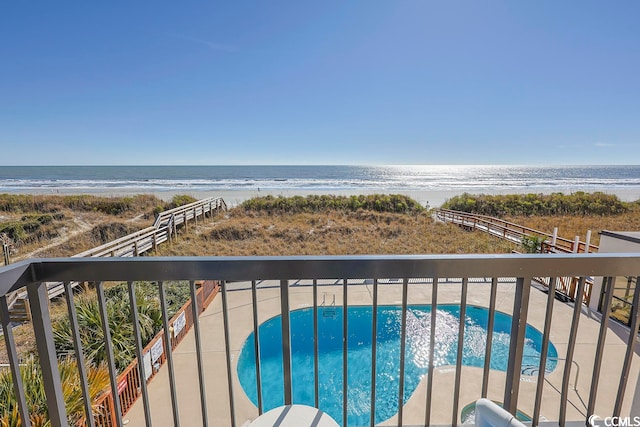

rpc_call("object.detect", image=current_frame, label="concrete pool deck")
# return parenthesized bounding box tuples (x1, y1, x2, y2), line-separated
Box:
(124, 280, 640, 426)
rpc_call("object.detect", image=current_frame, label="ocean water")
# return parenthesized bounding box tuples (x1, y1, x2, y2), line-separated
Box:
(1, 165, 640, 194)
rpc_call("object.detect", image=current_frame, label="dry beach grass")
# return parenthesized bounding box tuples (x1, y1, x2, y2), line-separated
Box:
(2, 192, 640, 364)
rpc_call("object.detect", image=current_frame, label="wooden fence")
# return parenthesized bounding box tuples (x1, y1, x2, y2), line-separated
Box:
(434, 208, 596, 304)
(86, 280, 220, 426)
(434, 208, 598, 253)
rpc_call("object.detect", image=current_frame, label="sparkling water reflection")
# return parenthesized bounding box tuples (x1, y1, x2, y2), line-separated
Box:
(237, 305, 557, 427)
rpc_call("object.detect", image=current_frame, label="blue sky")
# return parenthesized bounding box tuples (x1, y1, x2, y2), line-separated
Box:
(1, 1, 639, 165)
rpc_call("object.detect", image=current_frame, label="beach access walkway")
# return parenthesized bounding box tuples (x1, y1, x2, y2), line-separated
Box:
(434, 209, 598, 254)
(5, 197, 226, 321)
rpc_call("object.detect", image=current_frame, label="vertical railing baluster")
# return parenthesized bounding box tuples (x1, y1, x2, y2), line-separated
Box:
(559, 277, 585, 425)
(452, 277, 468, 425)
(532, 277, 558, 426)
(613, 276, 640, 416)
(221, 280, 236, 427)
(63, 282, 95, 427)
(0, 296, 30, 426)
(95, 281, 123, 427)
(159, 281, 181, 426)
(279, 279, 293, 405)
(370, 278, 379, 427)
(251, 280, 263, 415)
(424, 277, 438, 427)
(397, 278, 409, 425)
(587, 276, 614, 418)
(342, 278, 348, 427)
(127, 281, 152, 427)
(482, 277, 498, 398)
(189, 280, 209, 426)
(313, 279, 319, 409)
(504, 276, 532, 415)
(28, 281, 69, 427)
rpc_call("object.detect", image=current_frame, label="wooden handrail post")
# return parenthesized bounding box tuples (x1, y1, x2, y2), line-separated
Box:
(569, 277, 578, 300)
(2, 243, 10, 265)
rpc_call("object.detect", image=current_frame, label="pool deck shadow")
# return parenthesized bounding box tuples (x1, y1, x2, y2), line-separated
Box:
(124, 279, 640, 426)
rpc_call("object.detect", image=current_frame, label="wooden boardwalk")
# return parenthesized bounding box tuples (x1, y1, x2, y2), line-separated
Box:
(434, 208, 598, 253)
(7, 197, 227, 321)
(434, 208, 596, 304)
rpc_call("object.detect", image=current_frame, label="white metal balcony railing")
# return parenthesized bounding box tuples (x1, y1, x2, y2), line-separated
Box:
(0, 254, 639, 427)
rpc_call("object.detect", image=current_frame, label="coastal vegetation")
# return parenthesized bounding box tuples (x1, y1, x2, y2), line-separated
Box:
(3, 192, 640, 363)
(0, 194, 161, 216)
(0, 194, 199, 260)
(1, 191, 640, 423)
(441, 191, 631, 216)
(0, 281, 190, 424)
(4, 192, 637, 261)
(0, 357, 109, 426)
(441, 192, 640, 246)
(156, 195, 515, 256)
(52, 282, 190, 371)
(240, 194, 424, 214)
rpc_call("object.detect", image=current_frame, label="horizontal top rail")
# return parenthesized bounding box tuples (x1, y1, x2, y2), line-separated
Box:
(2, 253, 640, 295)
(3, 197, 227, 313)
(434, 208, 599, 253)
(78, 197, 225, 258)
(73, 226, 157, 258)
(153, 196, 226, 228)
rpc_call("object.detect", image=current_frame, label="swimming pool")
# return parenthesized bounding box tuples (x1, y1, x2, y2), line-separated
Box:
(237, 305, 557, 426)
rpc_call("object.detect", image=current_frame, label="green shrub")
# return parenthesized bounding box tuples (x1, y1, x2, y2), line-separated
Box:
(62, 196, 133, 215)
(165, 195, 198, 210)
(240, 194, 424, 214)
(441, 192, 629, 216)
(153, 205, 165, 218)
(0, 222, 28, 242)
(19, 213, 63, 225)
(521, 235, 546, 253)
(0, 194, 57, 212)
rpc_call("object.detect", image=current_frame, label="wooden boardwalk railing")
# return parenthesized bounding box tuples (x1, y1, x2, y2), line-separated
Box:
(7, 197, 227, 320)
(434, 208, 596, 304)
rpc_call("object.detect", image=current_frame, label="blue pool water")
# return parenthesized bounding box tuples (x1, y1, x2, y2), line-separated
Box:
(237, 305, 557, 426)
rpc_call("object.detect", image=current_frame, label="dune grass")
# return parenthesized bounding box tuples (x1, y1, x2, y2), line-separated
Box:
(153, 208, 516, 256)
(3, 192, 640, 364)
(1, 194, 198, 260)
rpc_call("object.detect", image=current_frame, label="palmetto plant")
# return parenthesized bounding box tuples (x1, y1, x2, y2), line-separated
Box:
(52, 281, 189, 372)
(53, 286, 155, 372)
(0, 357, 109, 426)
